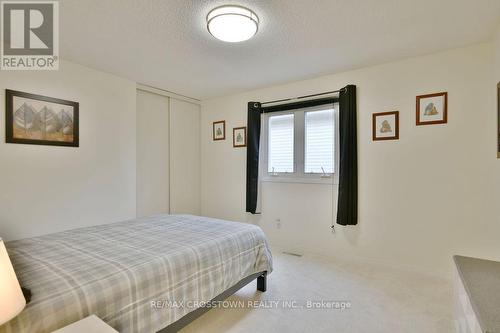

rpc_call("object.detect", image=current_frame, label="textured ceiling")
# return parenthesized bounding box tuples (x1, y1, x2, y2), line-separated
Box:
(59, 0, 500, 100)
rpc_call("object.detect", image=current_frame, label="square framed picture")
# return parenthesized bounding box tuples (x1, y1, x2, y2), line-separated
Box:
(372, 111, 399, 141)
(213, 120, 226, 141)
(6, 89, 79, 147)
(233, 127, 247, 148)
(416, 92, 447, 125)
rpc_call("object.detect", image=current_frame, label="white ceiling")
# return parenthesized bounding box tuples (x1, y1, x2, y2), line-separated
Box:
(60, 0, 500, 100)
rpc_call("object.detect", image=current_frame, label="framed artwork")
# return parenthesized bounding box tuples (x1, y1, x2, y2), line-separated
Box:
(6, 90, 79, 147)
(372, 111, 399, 141)
(416, 92, 447, 125)
(497, 82, 500, 158)
(213, 120, 226, 141)
(233, 127, 247, 147)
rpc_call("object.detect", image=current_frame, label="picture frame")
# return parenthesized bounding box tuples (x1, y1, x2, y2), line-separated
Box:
(372, 111, 399, 141)
(6, 89, 79, 147)
(213, 120, 226, 141)
(416, 92, 448, 126)
(233, 127, 247, 148)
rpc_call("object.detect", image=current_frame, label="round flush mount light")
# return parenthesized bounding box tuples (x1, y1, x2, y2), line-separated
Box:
(207, 5, 259, 43)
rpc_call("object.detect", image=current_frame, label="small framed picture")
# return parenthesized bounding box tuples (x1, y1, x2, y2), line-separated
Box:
(213, 120, 226, 141)
(233, 127, 247, 148)
(6, 89, 79, 147)
(416, 92, 447, 125)
(372, 111, 399, 141)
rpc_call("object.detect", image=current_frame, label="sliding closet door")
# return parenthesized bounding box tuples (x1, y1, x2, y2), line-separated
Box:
(136, 90, 170, 217)
(169, 99, 201, 214)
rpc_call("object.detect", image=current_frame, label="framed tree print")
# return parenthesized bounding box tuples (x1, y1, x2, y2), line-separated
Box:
(6, 89, 79, 147)
(213, 120, 226, 141)
(233, 127, 247, 147)
(416, 92, 448, 125)
(372, 111, 399, 141)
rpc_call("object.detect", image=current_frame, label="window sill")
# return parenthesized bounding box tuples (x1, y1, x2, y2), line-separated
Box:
(261, 176, 337, 185)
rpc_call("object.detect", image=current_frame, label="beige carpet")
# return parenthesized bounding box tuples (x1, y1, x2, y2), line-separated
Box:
(180, 250, 454, 333)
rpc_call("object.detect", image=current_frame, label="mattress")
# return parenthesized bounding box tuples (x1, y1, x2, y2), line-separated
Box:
(0, 214, 273, 333)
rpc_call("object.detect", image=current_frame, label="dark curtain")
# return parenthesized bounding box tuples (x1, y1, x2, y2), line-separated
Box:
(246, 102, 262, 214)
(336, 85, 358, 226)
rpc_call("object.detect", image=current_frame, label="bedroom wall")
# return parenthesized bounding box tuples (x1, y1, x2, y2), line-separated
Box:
(200, 42, 499, 278)
(495, 24, 500, 81)
(0, 60, 137, 241)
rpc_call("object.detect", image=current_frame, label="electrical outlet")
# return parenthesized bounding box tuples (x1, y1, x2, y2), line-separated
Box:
(275, 218, 281, 229)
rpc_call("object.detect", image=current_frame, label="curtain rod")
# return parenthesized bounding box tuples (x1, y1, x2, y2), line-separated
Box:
(260, 88, 345, 106)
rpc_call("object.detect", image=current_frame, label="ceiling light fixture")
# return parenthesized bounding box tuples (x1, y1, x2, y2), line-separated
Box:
(207, 5, 259, 43)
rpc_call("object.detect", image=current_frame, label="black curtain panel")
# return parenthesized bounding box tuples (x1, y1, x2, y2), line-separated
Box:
(336, 85, 358, 226)
(246, 102, 262, 214)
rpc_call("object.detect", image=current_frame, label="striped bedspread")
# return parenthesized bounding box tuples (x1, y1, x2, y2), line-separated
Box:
(0, 214, 273, 333)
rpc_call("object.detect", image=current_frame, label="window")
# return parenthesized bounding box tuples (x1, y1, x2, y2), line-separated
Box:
(268, 114, 294, 173)
(262, 103, 338, 184)
(305, 109, 334, 174)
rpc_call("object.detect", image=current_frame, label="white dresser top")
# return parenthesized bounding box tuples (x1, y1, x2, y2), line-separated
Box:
(52, 315, 118, 333)
(454, 255, 500, 333)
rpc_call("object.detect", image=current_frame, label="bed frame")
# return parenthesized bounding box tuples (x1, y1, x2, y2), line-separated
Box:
(157, 271, 267, 333)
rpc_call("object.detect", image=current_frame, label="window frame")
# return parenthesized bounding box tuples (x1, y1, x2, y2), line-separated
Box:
(260, 103, 339, 185)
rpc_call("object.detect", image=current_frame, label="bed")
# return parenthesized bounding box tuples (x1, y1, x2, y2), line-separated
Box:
(0, 214, 273, 333)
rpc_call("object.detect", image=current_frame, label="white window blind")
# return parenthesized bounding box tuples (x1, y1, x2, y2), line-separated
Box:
(268, 114, 294, 173)
(305, 109, 334, 174)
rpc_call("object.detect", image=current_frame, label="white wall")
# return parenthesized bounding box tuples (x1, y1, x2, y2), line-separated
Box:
(136, 90, 170, 217)
(495, 25, 500, 162)
(495, 25, 500, 83)
(201, 43, 499, 278)
(0, 60, 137, 240)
